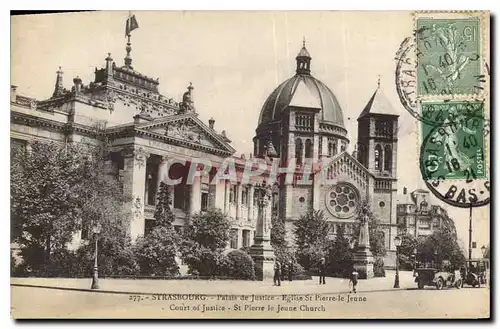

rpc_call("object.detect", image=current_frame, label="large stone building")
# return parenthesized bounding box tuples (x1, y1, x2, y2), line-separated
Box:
(396, 188, 457, 238)
(11, 31, 401, 265)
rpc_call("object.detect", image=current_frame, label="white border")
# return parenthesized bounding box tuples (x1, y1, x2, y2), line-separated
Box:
(3, 1, 498, 328)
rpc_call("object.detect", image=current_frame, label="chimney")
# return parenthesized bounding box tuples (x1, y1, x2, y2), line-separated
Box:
(403, 187, 407, 195)
(10, 85, 17, 103)
(105, 53, 113, 78)
(209, 117, 215, 129)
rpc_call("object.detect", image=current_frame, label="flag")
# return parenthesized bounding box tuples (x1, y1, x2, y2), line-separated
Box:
(125, 14, 139, 36)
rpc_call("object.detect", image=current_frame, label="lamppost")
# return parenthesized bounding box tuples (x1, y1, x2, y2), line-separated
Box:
(393, 235, 402, 288)
(412, 247, 418, 270)
(91, 222, 102, 290)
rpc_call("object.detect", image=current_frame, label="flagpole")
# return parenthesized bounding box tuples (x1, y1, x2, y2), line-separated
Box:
(124, 11, 138, 68)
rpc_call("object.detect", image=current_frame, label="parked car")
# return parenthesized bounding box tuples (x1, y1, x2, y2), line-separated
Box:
(463, 259, 489, 288)
(414, 268, 462, 290)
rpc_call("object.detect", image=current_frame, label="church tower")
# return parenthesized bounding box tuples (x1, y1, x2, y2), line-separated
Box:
(357, 77, 399, 254)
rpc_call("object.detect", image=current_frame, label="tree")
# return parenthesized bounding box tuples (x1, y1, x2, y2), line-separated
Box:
(398, 233, 418, 270)
(294, 210, 331, 250)
(11, 140, 132, 276)
(417, 228, 465, 269)
(327, 224, 354, 277)
(271, 215, 287, 248)
(153, 181, 175, 229)
(180, 209, 231, 276)
(293, 210, 331, 272)
(133, 183, 180, 276)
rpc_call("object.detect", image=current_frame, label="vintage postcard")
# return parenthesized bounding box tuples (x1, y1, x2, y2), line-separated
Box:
(10, 10, 490, 319)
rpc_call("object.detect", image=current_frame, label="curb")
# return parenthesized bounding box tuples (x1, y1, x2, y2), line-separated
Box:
(11, 283, 415, 296)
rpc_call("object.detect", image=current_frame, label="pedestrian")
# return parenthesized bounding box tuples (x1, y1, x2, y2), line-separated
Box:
(350, 267, 359, 293)
(273, 260, 281, 286)
(319, 257, 326, 285)
(288, 260, 293, 282)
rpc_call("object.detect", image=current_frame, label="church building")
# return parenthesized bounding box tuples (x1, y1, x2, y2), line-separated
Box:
(254, 41, 400, 265)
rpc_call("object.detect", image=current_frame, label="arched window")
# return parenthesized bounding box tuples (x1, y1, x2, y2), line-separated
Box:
(384, 145, 392, 171)
(305, 139, 313, 160)
(333, 142, 338, 155)
(328, 142, 333, 156)
(295, 138, 303, 166)
(374, 144, 382, 171)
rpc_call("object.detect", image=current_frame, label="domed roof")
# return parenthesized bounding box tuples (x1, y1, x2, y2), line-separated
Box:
(258, 74, 345, 127)
(258, 44, 345, 128)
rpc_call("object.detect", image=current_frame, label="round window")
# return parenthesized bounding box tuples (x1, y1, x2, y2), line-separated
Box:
(299, 197, 305, 203)
(325, 183, 359, 218)
(379, 201, 386, 208)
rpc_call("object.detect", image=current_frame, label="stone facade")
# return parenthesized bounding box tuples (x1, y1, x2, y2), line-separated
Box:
(10, 50, 263, 250)
(396, 188, 457, 238)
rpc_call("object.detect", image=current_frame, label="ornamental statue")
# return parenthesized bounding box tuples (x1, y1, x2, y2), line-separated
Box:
(179, 82, 196, 114)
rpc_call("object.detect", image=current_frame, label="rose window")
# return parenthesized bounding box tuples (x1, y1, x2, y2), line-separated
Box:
(325, 183, 359, 218)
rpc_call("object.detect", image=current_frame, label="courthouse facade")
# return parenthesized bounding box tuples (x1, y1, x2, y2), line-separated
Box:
(11, 31, 402, 265)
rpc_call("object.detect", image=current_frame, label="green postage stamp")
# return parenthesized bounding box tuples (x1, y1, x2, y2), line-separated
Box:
(416, 17, 481, 95)
(421, 101, 486, 180)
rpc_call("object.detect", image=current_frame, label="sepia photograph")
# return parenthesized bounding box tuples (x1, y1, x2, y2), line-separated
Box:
(9, 10, 490, 319)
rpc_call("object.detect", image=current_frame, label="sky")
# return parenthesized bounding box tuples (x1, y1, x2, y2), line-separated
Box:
(11, 11, 489, 255)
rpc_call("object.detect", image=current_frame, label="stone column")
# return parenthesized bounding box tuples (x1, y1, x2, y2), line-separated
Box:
(249, 184, 276, 280)
(247, 184, 254, 222)
(190, 169, 202, 215)
(122, 146, 149, 242)
(312, 169, 321, 211)
(224, 180, 230, 213)
(236, 183, 242, 220)
(208, 169, 217, 209)
(215, 177, 226, 210)
(353, 208, 374, 279)
(237, 229, 243, 249)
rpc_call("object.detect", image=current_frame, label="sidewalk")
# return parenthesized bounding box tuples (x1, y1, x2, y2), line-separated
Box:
(11, 270, 416, 295)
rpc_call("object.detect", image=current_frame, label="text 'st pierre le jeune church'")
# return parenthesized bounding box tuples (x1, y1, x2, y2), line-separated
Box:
(10, 21, 401, 266)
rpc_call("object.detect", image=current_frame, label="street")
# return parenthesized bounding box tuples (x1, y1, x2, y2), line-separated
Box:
(11, 274, 490, 319)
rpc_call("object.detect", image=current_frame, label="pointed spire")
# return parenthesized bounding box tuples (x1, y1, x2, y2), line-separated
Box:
(296, 39, 311, 75)
(52, 66, 64, 98)
(358, 75, 399, 120)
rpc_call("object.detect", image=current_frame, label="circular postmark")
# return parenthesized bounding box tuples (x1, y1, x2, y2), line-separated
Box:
(395, 32, 489, 127)
(395, 37, 459, 127)
(419, 112, 489, 208)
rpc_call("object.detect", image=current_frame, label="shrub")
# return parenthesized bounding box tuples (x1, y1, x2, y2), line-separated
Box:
(183, 209, 231, 251)
(183, 246, 228, 277)
(273, 245, 306, 279)
(133, 226, 179, 276)
(295, 244, 325, 274)
(225, 250, 255, 280)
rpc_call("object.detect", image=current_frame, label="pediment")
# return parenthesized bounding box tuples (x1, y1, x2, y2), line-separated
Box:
(135, 114, 236, 154)
(323, 152, 373, 190)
